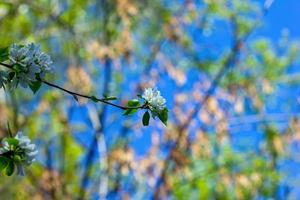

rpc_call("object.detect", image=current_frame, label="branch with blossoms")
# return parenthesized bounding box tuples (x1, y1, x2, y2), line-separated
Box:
(0, 43, 168, 176)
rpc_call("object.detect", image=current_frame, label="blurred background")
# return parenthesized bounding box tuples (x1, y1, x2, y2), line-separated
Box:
(0, 0, 300, 199)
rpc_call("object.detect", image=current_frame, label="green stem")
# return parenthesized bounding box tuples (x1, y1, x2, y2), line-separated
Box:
(7, 122, 13, 138)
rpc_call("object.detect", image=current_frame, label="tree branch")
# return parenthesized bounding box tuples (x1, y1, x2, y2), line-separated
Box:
(0, 62, 145, 110)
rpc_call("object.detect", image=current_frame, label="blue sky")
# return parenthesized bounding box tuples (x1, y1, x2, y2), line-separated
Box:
(66, 1, 300, 198)
(261, 0, 300, 39)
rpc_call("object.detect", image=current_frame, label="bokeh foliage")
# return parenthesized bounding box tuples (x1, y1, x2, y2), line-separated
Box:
(0, 0, 300, 199)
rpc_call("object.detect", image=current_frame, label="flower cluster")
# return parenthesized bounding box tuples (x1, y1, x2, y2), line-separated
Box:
(8, 43, 53, 88)
(142, 87, 166, 112)
(0, 132, 38, 176)
(142, 88, 168, 125)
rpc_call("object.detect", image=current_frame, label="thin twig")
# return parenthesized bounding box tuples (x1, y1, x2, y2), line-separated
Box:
(0, 62, 145, 110)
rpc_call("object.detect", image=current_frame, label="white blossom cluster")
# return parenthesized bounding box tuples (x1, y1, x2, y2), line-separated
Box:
(142, 87, 166, 113)
(8, 43, 53, 88)
(0, 132, 38, 176)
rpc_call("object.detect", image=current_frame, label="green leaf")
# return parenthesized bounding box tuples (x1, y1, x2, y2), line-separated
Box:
(142, 111, 150, 126)
(158, 108, 168, 126)
(103, 96, 117, 101)
(123, 108, 137, 116)
(29, 80, 42, 94)
(5, 160, 14, 176)
(0, 156, 9, 171)
(6, 138, 19, 147)
(13, 64, 24, 73)
(123, 99, 140, 115)
(0, 47, 9, 62)
(90, 96, 99, 102)
(126, 99, 140, 107)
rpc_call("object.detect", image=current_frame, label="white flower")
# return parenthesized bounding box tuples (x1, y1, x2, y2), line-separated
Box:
(0, 140, 10, 154)
(36, 52, 53, 71)
(0, 132, 38, 176)
(142, 87, 166, 111)
(14, 132, 38, 165)
(8, 43, 53, 88)
(9, 44, 32, 67)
